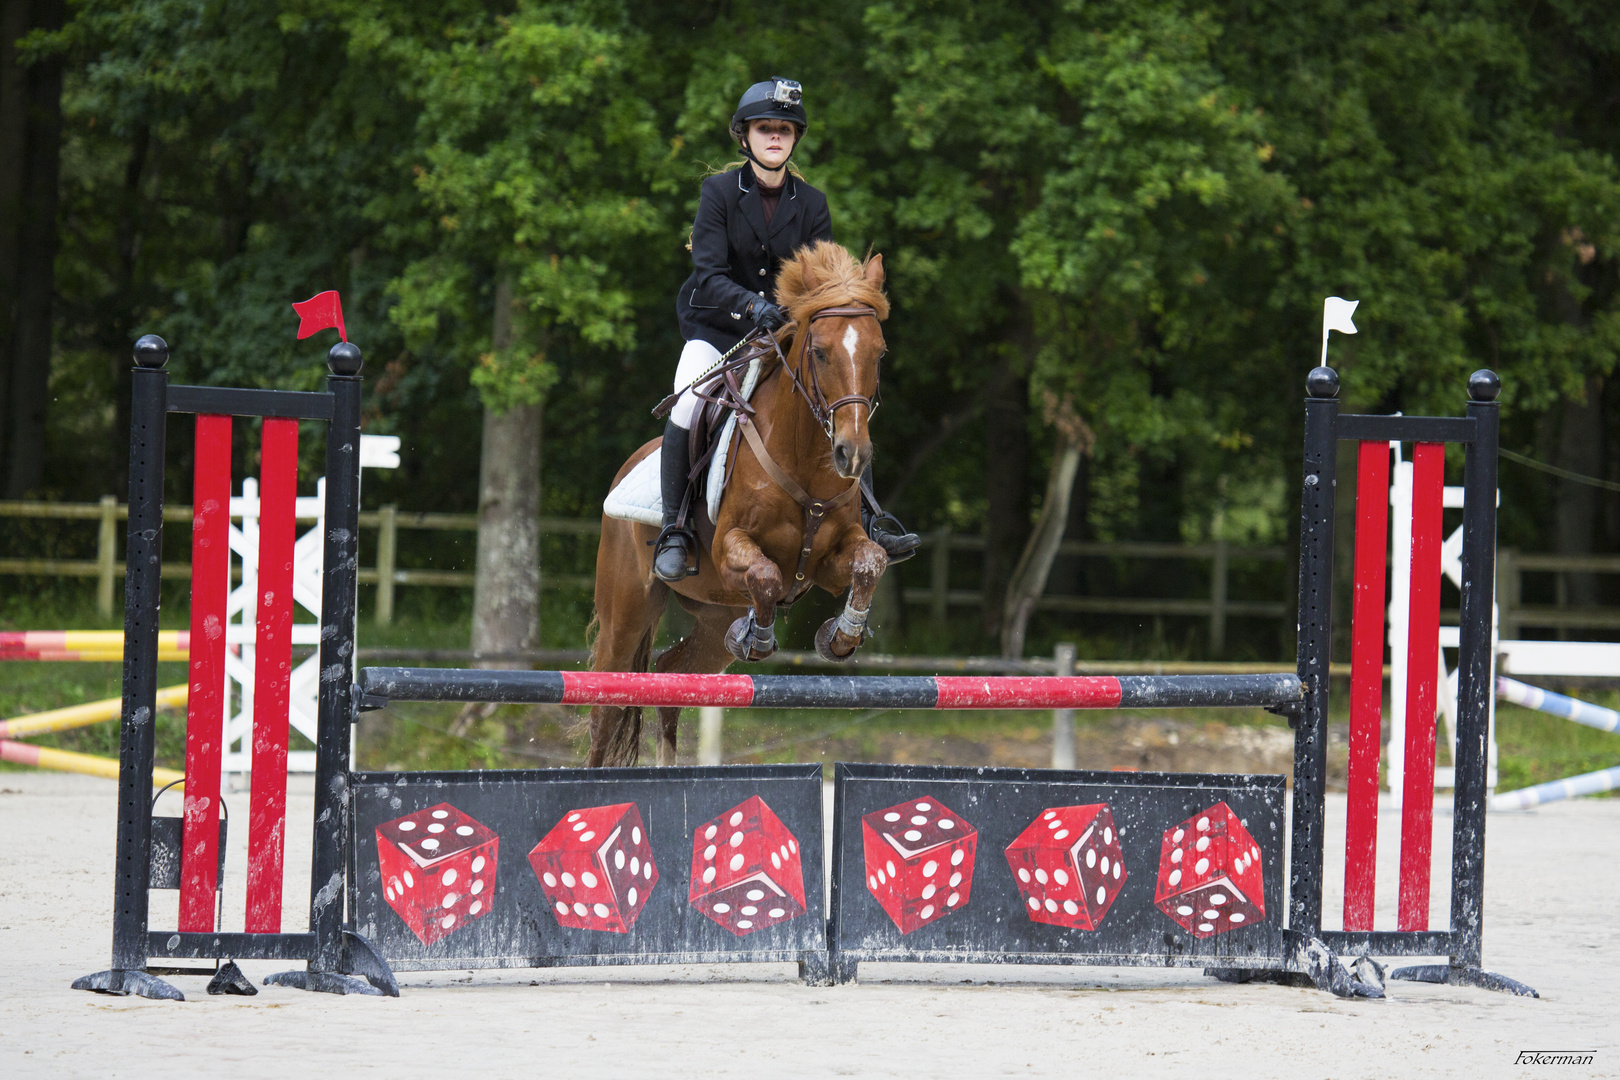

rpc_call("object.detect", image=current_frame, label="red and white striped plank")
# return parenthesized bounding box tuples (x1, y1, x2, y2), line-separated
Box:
(181, 414, 232, 933)
(246, 417, 297, 934)
(1398, 441, 1445, 932)
(357, 667, 1302, 712)
(1344, 440, 1390, 931)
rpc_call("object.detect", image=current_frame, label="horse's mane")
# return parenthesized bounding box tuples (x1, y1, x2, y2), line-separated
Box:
(774, 241, 890, 325)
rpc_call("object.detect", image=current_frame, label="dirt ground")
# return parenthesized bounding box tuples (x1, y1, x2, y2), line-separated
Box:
(0, 771, 1614, 1079)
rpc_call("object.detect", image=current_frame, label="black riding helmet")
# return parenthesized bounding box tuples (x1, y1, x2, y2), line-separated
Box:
(730, 77, 807, 173)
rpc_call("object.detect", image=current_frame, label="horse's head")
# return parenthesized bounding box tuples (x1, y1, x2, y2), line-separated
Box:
(777, 245, 890, 480)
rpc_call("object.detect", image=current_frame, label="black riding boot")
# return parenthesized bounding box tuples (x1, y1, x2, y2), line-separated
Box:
(653, 419, 696, 582)
(860, 464, 920, 564)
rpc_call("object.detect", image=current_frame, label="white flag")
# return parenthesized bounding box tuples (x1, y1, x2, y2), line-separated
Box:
(1323, 296, 1359, 334)
(1320, 296, 1359, 366)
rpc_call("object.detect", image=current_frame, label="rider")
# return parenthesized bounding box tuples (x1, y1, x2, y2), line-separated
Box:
(654, 76, 921, 583)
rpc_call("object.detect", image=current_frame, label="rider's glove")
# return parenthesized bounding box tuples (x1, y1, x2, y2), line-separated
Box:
(749, 299, 789, 332)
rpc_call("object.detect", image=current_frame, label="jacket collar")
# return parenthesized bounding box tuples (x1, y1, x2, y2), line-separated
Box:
(737, 167, 799, 241)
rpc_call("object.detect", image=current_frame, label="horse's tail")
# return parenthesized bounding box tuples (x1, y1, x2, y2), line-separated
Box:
(590, 626, 654, 766)
(584, 610, 601, 669)
(571, 615, 652, 767)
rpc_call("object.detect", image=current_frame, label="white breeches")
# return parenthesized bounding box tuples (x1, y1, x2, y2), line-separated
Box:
(670, 339, 724, 429)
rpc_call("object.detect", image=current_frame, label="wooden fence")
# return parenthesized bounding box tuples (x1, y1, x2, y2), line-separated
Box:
(4, 499, 1617, 643)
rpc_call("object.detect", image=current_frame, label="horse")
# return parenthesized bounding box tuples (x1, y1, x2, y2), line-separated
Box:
(585, 241, 891, 766)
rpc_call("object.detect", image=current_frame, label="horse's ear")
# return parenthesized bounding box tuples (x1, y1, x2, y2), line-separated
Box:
(863, 252, 885, 288)
(797, 259, 822, 294)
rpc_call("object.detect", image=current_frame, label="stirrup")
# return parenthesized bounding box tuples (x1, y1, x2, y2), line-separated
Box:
(650, 523, 697, 581)
(865, 511, 920, 565)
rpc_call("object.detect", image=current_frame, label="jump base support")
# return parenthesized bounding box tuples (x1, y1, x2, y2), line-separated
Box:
(1389, 962, 1538, 998)
(72, 968, 185, 1001)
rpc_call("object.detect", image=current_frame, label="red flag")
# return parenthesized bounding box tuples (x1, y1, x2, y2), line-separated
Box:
(292, 291, 346, 342)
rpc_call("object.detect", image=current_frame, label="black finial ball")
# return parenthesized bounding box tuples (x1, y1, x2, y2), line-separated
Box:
(1306, 365, 1340, 399)
(1468, 368, 1501, 403)
(133, 334, 169, 369)
(328, 341, 363, 377)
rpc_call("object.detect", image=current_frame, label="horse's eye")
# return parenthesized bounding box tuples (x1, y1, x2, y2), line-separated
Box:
(813, 347, 827, 364)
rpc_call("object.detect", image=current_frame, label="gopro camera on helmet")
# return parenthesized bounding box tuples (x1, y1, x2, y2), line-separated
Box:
(772, 79, 802, 106)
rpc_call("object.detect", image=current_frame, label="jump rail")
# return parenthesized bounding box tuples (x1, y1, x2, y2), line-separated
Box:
(76, 329, 1533, 1002)
(355, 669, 1303, 712)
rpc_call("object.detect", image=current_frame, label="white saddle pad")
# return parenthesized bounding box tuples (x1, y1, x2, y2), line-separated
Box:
(602, 355, 762, 527)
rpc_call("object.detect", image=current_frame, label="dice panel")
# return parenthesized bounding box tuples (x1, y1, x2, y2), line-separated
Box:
(375, 804, 500, 946)
(689, 796, 807, 934)
(1153, 801, 1266, 938)
(861, 796, 978, 935)
(529, 803, 659, 933)
(1153, 801, 1265, 917)
(378, 831, 499, 946)
(1006, 804, 1127, 931)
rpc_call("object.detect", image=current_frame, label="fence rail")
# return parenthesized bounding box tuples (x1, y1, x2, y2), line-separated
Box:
(5, 500, 1616, 641)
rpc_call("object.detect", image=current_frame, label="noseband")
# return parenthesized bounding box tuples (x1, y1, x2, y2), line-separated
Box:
(772, 305, 881, 439)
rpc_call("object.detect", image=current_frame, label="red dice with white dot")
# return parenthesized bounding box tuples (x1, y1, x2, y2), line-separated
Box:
(861, 796, 977, 934)
(1153, 801, 1265, 938)
(1004, 803, 1126, 930)
(689, 795, 806, 937)
(528, 803, 658, 934)
(376, 803, 499, 946)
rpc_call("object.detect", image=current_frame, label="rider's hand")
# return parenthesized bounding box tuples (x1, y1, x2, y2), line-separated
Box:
(750, 299, 789, 332)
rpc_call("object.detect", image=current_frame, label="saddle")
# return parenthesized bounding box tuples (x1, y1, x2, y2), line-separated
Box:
(651, 331, 780, 554)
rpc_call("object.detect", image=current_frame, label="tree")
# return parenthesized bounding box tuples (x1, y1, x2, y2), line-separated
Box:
(0, 0, 66, 497)
(375, 1, 679, 658)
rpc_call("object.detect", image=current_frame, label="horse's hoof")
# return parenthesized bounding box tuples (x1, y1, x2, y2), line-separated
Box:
(815, 617, 861, 663)
(725, 611, 777, 662)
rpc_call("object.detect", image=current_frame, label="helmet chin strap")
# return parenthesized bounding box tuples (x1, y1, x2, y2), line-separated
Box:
(738, 135, 796, 179)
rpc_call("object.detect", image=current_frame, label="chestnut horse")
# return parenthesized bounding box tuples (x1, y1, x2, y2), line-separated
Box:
(586, 242, 891, 765)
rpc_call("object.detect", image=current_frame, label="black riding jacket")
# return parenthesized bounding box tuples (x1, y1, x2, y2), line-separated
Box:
(675, 167, 834, 352)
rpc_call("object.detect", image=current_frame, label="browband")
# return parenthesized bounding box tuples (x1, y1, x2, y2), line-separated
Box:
(809, 305, 879, 322)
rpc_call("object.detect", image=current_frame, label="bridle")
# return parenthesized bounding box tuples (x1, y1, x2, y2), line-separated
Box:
(770, 305, 882, 439)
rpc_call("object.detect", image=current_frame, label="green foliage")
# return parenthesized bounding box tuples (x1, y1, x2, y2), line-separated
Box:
(373, 1, 679, 410)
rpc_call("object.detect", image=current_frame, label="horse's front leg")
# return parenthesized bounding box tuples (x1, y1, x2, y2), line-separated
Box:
(716, 528, 784, 661)
(814, 526, 887, 662)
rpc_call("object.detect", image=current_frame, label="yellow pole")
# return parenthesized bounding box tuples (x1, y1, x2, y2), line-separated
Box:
(0, 740, 184, 787)
(0, 630, 188, 661)
(0, 684, 187, 739)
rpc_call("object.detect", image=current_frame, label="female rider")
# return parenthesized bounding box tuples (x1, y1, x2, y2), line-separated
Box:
(654, 76, 919, 583)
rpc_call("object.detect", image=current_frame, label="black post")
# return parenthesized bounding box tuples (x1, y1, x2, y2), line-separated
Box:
(1288, 365, 1339, 940)
(1450, 370, 1499, 970)
(309, 342, 363, 978)
(73, 335, 183, 999)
